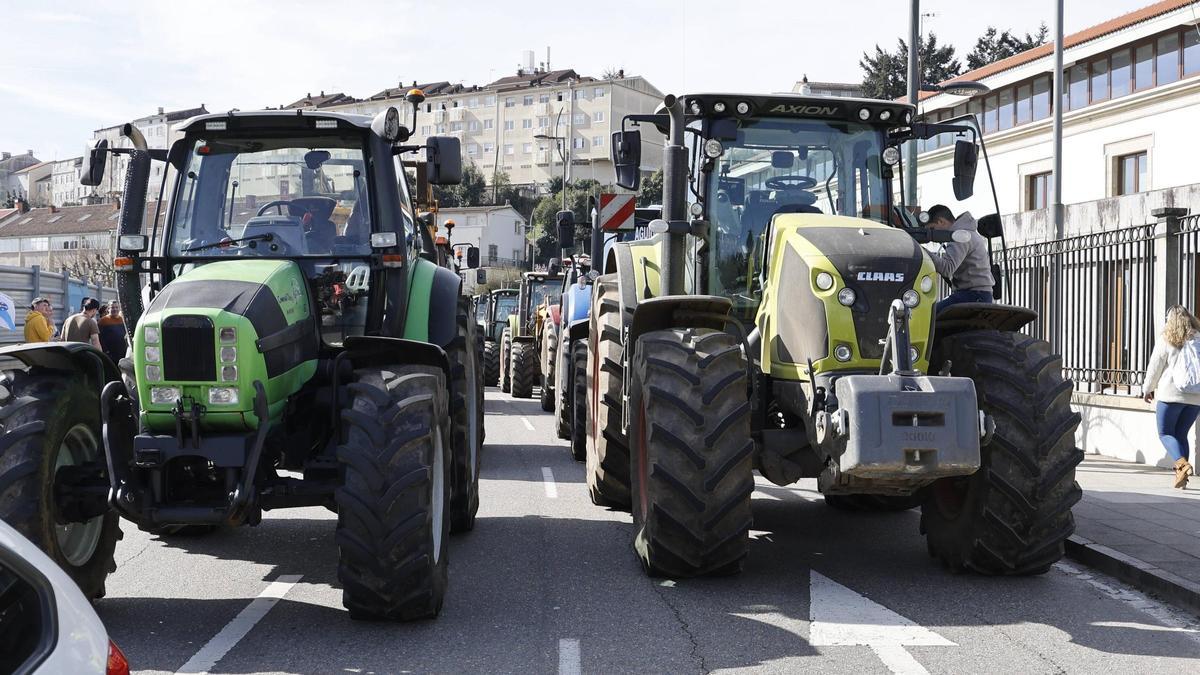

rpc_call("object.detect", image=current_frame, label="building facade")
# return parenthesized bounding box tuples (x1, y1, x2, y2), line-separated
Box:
(50, 158, 85, 207)
(1, 151, 41, 201)
(433, 205, 529, 269)
(91, 105, 209, 202)
(12, 161, 52, 207)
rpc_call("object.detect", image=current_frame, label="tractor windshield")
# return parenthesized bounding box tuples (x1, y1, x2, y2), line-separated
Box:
(495, 294, 518, 319)
(705, 116, 890, 312)
(528, 280, 560, 310)
(168, 136, 373, 258)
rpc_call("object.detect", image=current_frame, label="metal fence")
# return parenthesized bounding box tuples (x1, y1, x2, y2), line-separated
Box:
(0, 265, 117, 349)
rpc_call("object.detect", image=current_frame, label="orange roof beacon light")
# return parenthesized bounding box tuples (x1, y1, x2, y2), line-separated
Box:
(405, 89, 426, 106)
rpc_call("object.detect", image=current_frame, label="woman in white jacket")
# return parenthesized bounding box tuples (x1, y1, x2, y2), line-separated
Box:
(1143, 305, 1200, 488)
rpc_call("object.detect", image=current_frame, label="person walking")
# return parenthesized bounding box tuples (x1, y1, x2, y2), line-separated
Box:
(62, 297, 102, 349)
(23, 297, 54, 343)
(925, 205, 996, 313)
(1143, 305, 1200, 489)
(97, 301, 127, 362)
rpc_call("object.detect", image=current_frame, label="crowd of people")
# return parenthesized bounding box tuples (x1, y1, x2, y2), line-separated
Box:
(22, 295, 127, 363)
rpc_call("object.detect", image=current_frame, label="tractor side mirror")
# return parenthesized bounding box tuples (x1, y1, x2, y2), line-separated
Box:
(426, 136, 462, 185)
(977, 213, 1003, 239)
(79, 138, 109, 187)
(466, 246, 480, 269)
(611, 130, 642, 191)
(556, 210, 575, 250)
(952, 140, 977, 200)
(476, 268, 487, 284)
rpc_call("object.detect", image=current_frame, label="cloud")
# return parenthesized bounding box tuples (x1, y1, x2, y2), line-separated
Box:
(29, 11, 91, 23)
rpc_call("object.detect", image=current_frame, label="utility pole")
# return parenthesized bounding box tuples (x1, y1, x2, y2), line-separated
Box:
(1052, 0, 1065, 238)
(904, 0, 920, 203)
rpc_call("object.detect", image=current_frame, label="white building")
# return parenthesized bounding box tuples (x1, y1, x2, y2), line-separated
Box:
(299, 62, 665, 192)
(91, 105, 209, 202)
(434, 205, 528, 269)
(0, 151, 41, 200)
(912, 0, 1200, 224)
(12, 161, 52, 207)
(50, 158, 85, 207)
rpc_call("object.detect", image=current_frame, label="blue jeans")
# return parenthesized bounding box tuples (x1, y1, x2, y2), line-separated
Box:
(936, 289, 994, 313)
(1156, 401, 1200, 462)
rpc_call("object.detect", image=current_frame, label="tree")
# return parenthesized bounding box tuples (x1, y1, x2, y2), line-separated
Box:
(601, 67, 623, 80)
(528, 178, 610, 263)
(637, 169, 663, 207)
(57, 249, 115, 287)
(432, 163, 488, 207)
(860, 32, 962, 100)
(966, 24, 1048, 70)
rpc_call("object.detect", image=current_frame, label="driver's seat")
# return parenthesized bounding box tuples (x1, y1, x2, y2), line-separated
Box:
(288, 197, 338, 254)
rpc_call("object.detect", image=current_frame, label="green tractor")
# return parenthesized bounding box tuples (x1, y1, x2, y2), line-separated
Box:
(499, 271, 561, 398)
(0, 100, 484, 620)
(588, 93, 1082, 578)
(481, 288, 518, 386)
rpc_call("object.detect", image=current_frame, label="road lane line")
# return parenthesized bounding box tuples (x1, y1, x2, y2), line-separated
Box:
(521, 416, 536, 431)
(870, 644, 930, 675)
(176, 575, 302, 674)
(542, 467, 558, 498)
(558, 638, 581, 675)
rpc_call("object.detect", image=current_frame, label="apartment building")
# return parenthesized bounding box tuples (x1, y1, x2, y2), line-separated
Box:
(91, 105, 209, 202)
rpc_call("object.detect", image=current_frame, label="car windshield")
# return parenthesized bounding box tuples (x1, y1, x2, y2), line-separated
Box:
(706, 116, 890, 313)
(168, 136, 373, 258)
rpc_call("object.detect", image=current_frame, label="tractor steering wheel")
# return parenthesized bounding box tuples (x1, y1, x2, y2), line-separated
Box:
(764, 175, 818, 191)
(256, 200, 295, 217)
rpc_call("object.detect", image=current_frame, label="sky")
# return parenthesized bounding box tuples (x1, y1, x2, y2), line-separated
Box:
(0, 0, 1163, 160)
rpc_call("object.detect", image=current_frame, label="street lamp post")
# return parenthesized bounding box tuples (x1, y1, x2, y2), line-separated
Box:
(534, 133, 568, 212)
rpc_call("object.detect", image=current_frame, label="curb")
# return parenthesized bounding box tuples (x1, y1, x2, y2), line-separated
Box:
(1064, 534, 1200, 616)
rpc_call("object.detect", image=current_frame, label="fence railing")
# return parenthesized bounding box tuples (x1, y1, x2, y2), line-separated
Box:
(0, 265, 117, 349)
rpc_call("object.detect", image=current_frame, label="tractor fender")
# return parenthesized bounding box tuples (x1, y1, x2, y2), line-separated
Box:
(564, 282, 591, 325)
(0, 342, 120, 392)
(403, 257, 462, 349)
(612, 235, 664, 314)
(566, 317, 589, 344)
(626, 295, 734, 366)
(549, 304, 561, 328)
(933, 303, 1037, 342)
(343, 335, 450, 375)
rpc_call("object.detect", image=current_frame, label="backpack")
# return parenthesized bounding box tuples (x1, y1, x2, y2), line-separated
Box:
(1171, 337, 1200, 393)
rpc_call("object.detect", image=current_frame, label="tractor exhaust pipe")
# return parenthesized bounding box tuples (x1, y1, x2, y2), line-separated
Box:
(660, 95, 688, 297)
(117, 124, 150, 334)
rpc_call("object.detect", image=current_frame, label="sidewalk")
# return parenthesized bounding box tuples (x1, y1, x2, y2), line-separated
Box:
(1067, 454, 1200, 614)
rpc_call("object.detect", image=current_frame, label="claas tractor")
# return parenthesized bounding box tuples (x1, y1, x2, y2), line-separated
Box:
(499, 270, 561, 398)
(0, 98, 485, 621)
(586, 92, 1081, 578)
(482, 288, 518, 386)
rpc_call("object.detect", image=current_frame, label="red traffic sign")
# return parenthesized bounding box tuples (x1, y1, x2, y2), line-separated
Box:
(599, 193, 636, 231)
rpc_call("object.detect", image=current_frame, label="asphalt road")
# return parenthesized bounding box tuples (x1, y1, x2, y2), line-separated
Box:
(97, 387, 1200, 674)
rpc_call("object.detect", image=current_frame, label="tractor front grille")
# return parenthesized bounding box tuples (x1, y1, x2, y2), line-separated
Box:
(162, 315, 216, 381)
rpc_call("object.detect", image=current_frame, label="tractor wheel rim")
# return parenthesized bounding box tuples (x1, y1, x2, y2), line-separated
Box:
(432, 427, 445, 564)
(55, 424, 103, 567)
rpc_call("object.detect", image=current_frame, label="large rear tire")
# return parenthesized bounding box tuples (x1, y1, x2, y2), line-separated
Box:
(483, 340, 500, 387)
(586, 275, 632, 508)
(0, 371, 120, 599)
(569, 340, 588, 462)
(336, 365, 451, 620)
(540, 324, 557, 412)
(555, 338, 572, 441)
(629, 328, 753, 578)
(922, 330, 1082, 575)
(510, 341, 536, 399)
(447, 297, 482, 533)
(499, 329, 512, 393)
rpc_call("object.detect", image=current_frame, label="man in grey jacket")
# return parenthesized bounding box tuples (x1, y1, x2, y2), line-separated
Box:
(927, 204, 995, 312)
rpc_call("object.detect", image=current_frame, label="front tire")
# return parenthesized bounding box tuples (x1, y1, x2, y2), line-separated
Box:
(922, 330, 1082, 575)
(629, 328, 753, 578)
(586, 275, 632, 508)
(336, 365, 451, 620)
(447, 297, 482, 533)
(510, 341, 536, 399)
(499, 329, 513, 393)
(540, 324, 557, 412)
(569, 340, 588, 462)
(483, 340, 500, 386)
(0, 371, 120, 599)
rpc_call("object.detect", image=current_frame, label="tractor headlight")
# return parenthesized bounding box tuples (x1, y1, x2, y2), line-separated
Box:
(815, 272, 835, 291)
(920, 275, 934, 293)
(834, 344, 853, 362)
(144, 325, 159, 343)
(144, 345, 160, 363)
(902, 290, 920, 308)
(837, 288, 857, 306)
(220, 346, 237, 363)
(909, 346, 921, 364)
(219, 327, 237, 344)
(208, 387, 239, 405)
(145, 364, 162, 382)
(221, 365, 238, 382)
(149, 386, 180, 405)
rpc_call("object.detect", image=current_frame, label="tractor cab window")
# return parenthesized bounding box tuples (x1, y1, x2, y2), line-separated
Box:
(705, 117, 889, 315)
(170, 137, 373, 259)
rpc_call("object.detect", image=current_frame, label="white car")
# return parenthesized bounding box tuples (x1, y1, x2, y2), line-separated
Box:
(0, 519, 128, 675)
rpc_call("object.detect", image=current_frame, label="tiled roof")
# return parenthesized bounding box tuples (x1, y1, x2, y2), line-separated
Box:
(285, 91, 359, 109)
(12, 161, 50, 175)
(0, 202, 162, 237)
(163, 105, 209, 121)
(903, 0, 1197, 102)
(368, 81, 465, 101)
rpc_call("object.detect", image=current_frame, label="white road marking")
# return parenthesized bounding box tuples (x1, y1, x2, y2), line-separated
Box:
(542, 466, 558, 498)
(521, 416, 536, 431)
(808, 570, 953, 675)
(558, 638, 581, 675)
(1056, 561, 1200, 646)
(176, 575, 302, 674)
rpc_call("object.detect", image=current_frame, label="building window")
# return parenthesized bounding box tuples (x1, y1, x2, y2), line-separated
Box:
(1186, 29, 1200, 76)
(1090, 57, 1110, 102)
(522, 142, 533, 154)
(523, 95, 534, 106)
(504, 144, 514, 155)
(594, 111, 605, 123)
(450, 122, 463, 131)
(573, 113, 586, 125)
(1027, 172, 1051, 210)
(1134, 43, 1153, 91)
(1157, 33, 1180, 86)
(467, 144, 480, 157)
(572, 137, 586, 150)
(539, 93, 550, 103)
(419, 125, 431, 135)
(488, 244, 498, 260)
(514, 220, 521, 235)
(522, 118, 533, 129)
(484, 119, 493, 130)
(538, 116, 549, 128)
(468, 121, 481, 132)
(1117, 152, 1147, 195)
(594, 87, 605, 97)
(1067, 63, 1088, 111)
(982, 95, 998, 134)
(592, 135, 602, 147)
(997, 87, 1014, 130)
(1015, 83, 1032, 124)
(485, 96, 496, 106)
(505, 97, 516, 108)
(1111, 48, 1132, 97)
(504, 120, 514, 131)
(468, 97, 479, 109)
(484, 143, 494, 154)
(436, 124, 446, 134)
(574, 90, 585, 100)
